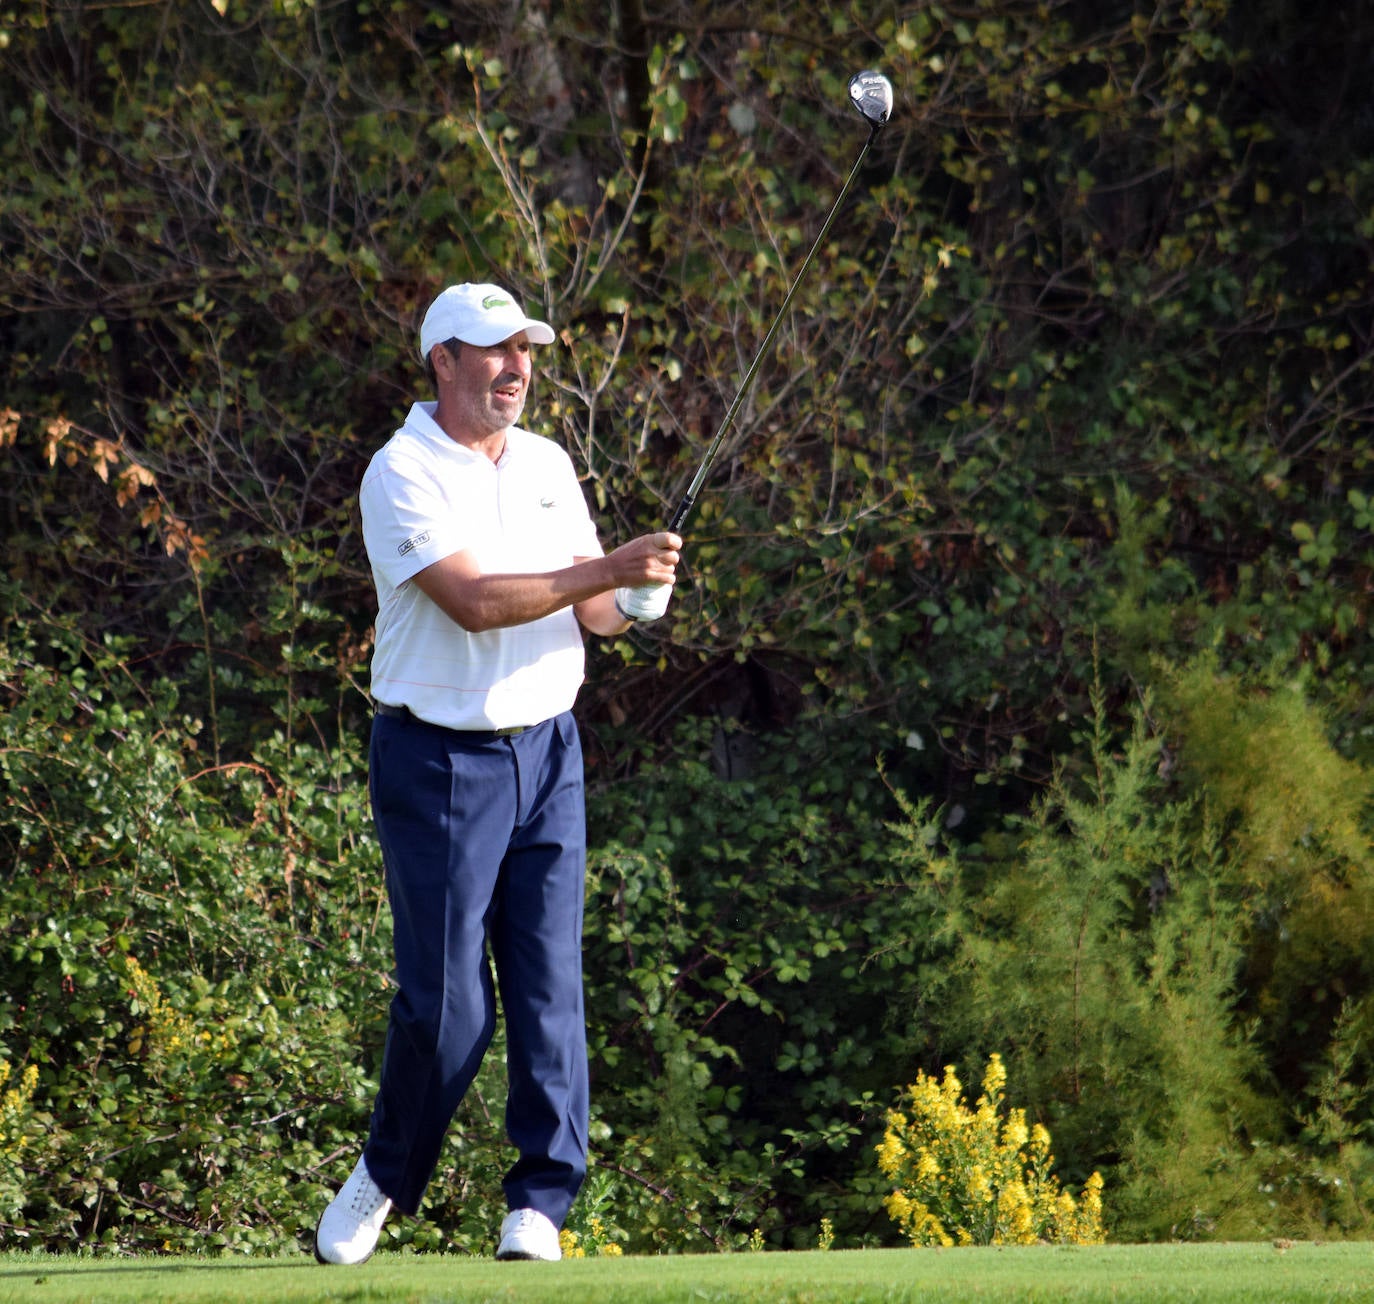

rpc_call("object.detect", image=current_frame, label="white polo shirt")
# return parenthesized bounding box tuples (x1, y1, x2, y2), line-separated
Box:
(360, 401, 602, 730)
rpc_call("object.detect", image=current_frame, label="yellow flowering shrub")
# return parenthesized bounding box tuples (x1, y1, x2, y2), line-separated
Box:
(0, 1057, 41, 1222)
(123, 955, 237, 1068)
(559, 1215, 623, 1258)
(0, 1060, 39, 1143)
(123, 955, 196, 1059)
(877, 1054, 1105, 1246)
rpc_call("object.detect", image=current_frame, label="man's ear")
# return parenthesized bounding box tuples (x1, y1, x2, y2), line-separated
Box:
(436, 341, 465, 375)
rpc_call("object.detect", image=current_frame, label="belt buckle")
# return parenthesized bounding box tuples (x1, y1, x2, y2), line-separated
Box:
(494, 725, 527, 737)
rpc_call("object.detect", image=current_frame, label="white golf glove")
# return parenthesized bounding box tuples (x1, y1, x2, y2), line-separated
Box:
(615, 581, 673, 623)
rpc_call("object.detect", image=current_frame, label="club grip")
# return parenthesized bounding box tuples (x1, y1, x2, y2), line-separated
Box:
(666, 493, 695, 535)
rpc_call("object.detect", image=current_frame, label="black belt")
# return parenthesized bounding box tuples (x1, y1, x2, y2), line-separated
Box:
(374, 702, 530, 737)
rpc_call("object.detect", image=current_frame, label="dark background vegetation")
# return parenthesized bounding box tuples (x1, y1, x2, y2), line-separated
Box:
(1, 0, 1372, 1254)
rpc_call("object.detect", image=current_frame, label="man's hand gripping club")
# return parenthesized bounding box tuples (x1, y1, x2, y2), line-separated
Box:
(612, 530, 680, 624)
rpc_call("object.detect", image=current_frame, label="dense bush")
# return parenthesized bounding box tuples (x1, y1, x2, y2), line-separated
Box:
(0, 610, 384, 1251)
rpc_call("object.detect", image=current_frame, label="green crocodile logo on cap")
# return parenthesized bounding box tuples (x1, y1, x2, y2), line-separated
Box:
(481, 295, 513, 310)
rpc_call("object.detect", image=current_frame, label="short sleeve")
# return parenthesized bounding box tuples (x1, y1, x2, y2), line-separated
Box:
(359, 446, 468, 588)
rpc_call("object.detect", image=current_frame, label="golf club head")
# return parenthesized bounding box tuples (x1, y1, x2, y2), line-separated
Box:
(848, 69, 893, 128)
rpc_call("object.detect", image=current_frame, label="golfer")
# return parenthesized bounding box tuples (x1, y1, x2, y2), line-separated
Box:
(315, 282, 680, 1265)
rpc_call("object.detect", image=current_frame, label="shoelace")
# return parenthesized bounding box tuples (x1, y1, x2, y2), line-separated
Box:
(347, 1170, 388, 1219)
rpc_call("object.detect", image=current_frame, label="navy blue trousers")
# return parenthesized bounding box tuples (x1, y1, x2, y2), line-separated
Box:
(361, 709, 589, 1224)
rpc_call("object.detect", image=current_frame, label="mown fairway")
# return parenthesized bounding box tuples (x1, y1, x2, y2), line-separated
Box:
(0, 1242, 1369, 1303)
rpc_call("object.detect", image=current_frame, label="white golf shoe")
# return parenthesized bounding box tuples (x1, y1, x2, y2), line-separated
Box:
(314, 1154, 392, 1265)
(495, 1207, 562, 1261)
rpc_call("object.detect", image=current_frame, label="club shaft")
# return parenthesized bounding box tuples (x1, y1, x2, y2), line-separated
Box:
(667, 124, 881, 535)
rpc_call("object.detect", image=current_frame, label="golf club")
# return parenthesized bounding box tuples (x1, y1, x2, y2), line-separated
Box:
(666, 69, 894, 535)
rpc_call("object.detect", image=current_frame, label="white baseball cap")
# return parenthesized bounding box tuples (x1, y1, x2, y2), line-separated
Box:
(418, 282, 556, 359)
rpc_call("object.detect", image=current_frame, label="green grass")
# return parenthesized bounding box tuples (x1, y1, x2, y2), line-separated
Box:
(0, 1243, 1370, 1303)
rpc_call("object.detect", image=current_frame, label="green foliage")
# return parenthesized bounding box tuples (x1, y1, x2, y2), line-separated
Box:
(882, 670, 1281, 1239)
(877, 657, 1374, 1240)
(1155, 656, 1374, 1217)
(0, 605, 388, 1252)
(4, 0, 1370, 768)
(580, 714, 916, 1250)
(1161, 658, 1373, 882)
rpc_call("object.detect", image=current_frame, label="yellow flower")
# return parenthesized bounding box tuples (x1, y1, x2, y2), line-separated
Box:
(558, 1228, 585, 1258)
(982, 1053, 1007, 1098)
(1070, 1172, 1107, 1244)
(876, 1130, 907, 1176)
(0, 1062, 39, 1149)
(998, 1182, 1035, 1244)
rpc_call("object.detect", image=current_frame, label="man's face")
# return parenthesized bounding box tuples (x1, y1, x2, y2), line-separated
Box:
(439, 332, 533, 441)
